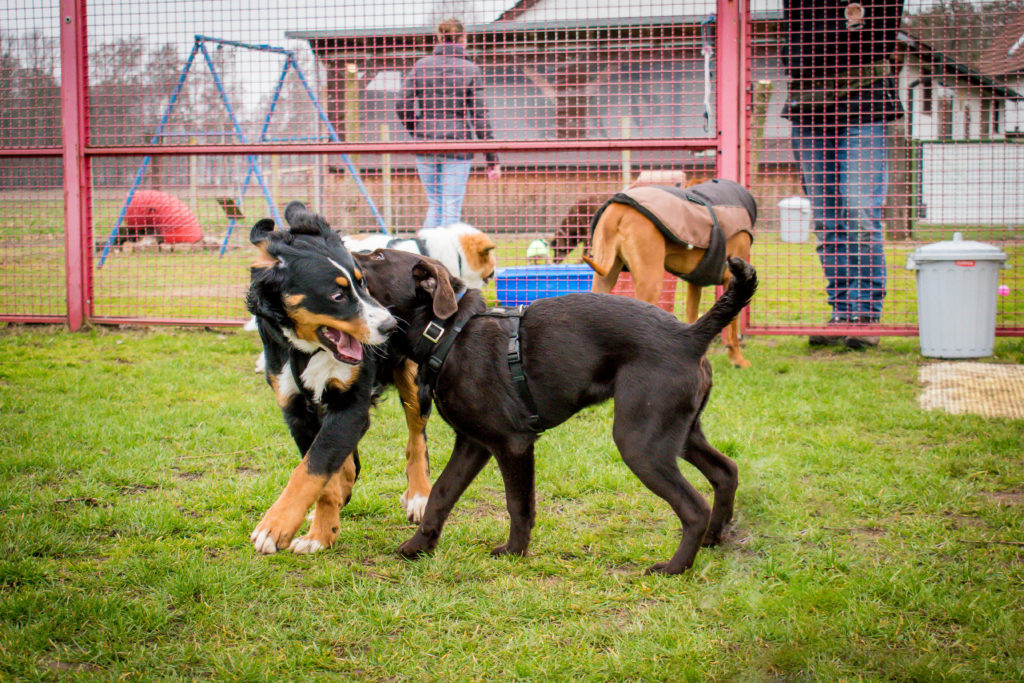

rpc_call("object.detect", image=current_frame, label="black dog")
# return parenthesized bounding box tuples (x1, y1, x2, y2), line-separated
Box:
(246, 203, 434, 555)
(355, 249, 757, 574)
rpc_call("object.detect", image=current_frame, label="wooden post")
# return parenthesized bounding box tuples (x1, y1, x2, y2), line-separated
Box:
(342, 62, 361, 230)
(620, 116, 632, 188)
(271, 154, 280, 215)
(344, 63, 361, 152)
(189, 140, 198, 215)
(887, 117, 912, 241)
(750, 80, 773, 177)
(381, 123, 393, 229)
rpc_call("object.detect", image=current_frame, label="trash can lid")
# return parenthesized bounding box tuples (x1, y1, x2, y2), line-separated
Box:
(909, 232, 1008, 263)
(777, 196, 810, 209)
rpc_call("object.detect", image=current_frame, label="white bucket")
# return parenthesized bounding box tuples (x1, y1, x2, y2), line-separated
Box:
(778, 196, 812, 243)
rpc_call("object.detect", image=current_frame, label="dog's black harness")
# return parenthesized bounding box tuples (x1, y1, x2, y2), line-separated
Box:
(413, 304, 543, 433)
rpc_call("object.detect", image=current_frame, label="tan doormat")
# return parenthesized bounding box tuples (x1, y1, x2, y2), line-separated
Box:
(919, 362, 1024, 419)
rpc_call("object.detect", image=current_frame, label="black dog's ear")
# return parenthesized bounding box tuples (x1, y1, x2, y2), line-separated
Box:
(250, 218, 276, 245)
(413, 258, 458, 319)
(246, 276, 290, 329)
(283, 200, 339, 246)
(284, 201, 308, 228)
(250, 219, 282, 269)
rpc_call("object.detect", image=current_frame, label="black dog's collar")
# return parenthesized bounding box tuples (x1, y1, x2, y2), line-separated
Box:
(411, 289, 467, 387)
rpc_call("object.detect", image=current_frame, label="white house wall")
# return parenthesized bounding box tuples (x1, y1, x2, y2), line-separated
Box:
(921, 143, 1024, 224)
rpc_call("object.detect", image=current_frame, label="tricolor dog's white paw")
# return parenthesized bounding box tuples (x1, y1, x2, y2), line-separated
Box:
(250, 528, 283, 555)
(290, 536, 325, 555)
(401, 492, 429, 523)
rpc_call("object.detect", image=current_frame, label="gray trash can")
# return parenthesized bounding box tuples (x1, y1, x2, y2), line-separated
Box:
(906, 232, 1008, 358)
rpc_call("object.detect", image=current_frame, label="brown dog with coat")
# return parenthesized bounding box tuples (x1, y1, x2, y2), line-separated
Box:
(583, 178, 756, 368)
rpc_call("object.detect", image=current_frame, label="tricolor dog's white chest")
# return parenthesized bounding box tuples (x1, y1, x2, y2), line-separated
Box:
(276, 353, 359, 405)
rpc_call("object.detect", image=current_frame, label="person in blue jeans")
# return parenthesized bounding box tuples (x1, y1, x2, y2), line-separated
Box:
(782, 0, 904, 348)
(397, 18, 501, 229)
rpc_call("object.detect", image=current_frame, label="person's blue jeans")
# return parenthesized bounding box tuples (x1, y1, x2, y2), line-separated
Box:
(415, 154, 473, 229)
(791, 121, 888, 321)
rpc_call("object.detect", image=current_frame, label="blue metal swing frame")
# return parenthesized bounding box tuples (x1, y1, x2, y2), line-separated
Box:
(98, 34, 387, 268)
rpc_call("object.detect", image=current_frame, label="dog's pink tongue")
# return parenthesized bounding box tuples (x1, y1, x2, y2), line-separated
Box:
(337, 332, 363, 363)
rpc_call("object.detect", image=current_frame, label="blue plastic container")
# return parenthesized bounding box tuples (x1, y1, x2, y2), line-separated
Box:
(495, 264, 593, 306)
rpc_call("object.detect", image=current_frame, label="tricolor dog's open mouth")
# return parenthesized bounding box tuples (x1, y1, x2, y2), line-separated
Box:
(316, 326, 363, 364)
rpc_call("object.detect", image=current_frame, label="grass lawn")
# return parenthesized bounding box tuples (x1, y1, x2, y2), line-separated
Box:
(0, 325, 1022, 680)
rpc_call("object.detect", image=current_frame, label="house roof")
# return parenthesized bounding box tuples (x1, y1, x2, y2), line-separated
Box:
(285, 0, 783, 41)
(976, 11, 1024, 77)
(898, 30, 1022, 100)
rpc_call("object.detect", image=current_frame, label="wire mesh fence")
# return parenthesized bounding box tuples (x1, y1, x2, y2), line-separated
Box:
(0, 0, 1021, 336)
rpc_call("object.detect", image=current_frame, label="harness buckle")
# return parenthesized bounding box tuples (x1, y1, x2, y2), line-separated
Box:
(422, 321, 445, 344)
(507, 336, 520, 363)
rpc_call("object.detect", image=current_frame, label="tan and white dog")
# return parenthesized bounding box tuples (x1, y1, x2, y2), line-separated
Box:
(343, 222, 496, 290)
(250, 222, 497, 372)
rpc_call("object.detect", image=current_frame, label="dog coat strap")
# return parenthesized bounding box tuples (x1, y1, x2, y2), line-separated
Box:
(676, 188, 727, 287)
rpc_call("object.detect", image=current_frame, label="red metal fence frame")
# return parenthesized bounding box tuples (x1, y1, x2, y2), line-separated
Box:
(0, 0, 1017, 336)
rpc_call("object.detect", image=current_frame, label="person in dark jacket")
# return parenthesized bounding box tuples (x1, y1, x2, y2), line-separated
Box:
(396, 18, 501, 229)
(781, 0, 904, 348)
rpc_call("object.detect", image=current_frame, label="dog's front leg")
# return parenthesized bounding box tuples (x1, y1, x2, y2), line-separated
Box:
(491, 445, 536, 556)
(252, 410, 369, 555)
(251, 455, 330, 554)
(290, 451, 359, 554)
(398, 434, 491, 558)
(394, 360, 431, 523)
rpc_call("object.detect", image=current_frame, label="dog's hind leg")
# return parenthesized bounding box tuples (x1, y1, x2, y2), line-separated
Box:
(398, 434, 491, 559)
(613, 403, 711, 574)
(394, 360, 432, 523)
(491, 444, 536, 557)
(685, 282, 703, 323)
(681, 421, 738, 546)
(291, 451, 359, 554)
(618, 217, 668, 305)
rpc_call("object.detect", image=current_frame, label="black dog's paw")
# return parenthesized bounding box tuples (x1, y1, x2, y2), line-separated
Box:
(643, 561, 688, 576)
(701, 523, 733, 547)
(490, 543, 527, 557)
(397, 536, 432, 559)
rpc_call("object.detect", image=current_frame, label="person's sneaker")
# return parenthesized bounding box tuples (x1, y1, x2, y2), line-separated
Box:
(809, 314, 846, 346)
(842, 315, 880, 349)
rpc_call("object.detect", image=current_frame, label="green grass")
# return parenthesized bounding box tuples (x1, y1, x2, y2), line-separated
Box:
(0, 325, 1022, 680)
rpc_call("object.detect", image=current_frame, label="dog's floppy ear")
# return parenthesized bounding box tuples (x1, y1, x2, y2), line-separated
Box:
(413, 258, 458, 319)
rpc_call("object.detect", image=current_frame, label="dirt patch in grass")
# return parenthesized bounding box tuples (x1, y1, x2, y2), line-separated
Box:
(981, 489, 1024, 505)
(919, 362, 1024, 419)
(43, 660, 102, 673)
(944, 514, 987, 529)
(119, 483, 158, 495)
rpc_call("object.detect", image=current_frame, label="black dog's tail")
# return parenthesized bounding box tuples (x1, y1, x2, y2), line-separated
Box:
(687, 257, 758, 353)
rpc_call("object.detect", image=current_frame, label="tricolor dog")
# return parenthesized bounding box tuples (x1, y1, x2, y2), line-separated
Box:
(245, 202, 433, 555)
(355, 248, 758, 575)
(343, 222, 496, 290)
